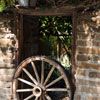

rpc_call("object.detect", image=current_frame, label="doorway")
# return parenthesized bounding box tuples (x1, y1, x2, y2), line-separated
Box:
(20, 15, 72, 70)
(15, 12, 76, 100)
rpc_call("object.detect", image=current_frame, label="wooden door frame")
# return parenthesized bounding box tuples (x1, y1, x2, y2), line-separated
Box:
(15, 7, 77, 78)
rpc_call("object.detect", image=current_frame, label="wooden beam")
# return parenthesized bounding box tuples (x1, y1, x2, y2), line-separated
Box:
(15, 6, 75, 16)
(72, 10, 77, 82)
(0, 14, 14, 21)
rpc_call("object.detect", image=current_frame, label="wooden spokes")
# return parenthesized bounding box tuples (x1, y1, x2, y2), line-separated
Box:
(22, 68, 38, 85)
(41, 61, 44, 84)
(24, 94, 34, 100)
(16, 89, 33, 92)
(31, 61, 40, 83)
(46, 88, 68, 92)
(13, 56, 72, 100)
(44, 65, 55, 85)
(45, 95, 52, 100)
(18, 78, 35, 87)
(46, 75, 64, 88)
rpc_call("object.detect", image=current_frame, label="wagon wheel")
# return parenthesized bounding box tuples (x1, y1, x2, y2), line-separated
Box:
(13, 56, 72, 100)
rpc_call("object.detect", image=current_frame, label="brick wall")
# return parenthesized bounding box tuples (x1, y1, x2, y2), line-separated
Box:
(0, 9, 100, 100)
(0, 14, 16, 100)
(74, 9, 100, 100)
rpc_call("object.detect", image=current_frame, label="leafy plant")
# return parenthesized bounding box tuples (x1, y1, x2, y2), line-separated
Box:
(0, 0, 15, 12)
(39, 16, 72, 67)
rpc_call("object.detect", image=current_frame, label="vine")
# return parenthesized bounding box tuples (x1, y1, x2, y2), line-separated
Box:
(0, 0, 14, 12)
(0, 0, 99, 12)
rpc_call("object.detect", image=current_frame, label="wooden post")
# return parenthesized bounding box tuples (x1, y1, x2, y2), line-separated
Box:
(72, 10, 77, 78)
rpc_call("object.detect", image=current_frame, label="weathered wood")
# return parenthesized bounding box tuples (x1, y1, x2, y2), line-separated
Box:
(31, 61, 40, 83)
(35, 97, 39, 100)
(22, 68, 38, 85)
(0, 14, 14, 21)
(44, 65, 55, 85)
(24, 94, 34, 100)
(18, 78, 35, 87)
(46, 75, 64, 88)
(41, 60, 44, 84)
(72, 10, 77, 83)
(16, 89, 33, 92)
(15, 6, 75, 16)
(19, 14, 23, 61)
(46, 88, 68, 92)
(12, 56, 72, 100)
(45, 95, 52, 100)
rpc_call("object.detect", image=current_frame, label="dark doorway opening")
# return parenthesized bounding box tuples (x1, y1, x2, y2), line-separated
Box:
(15, 13, 76, 100)
(22, 15, 72, 71)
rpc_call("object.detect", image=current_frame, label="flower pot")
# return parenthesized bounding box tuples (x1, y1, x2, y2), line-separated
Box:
(18, 0, 28, 7)
(18, 0, 37, 7)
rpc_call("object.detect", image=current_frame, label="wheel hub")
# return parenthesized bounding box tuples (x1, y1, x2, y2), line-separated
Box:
(33, 86, 42, 97)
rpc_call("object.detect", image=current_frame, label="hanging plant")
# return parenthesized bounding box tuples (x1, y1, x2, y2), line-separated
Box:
(0, 0, 99, 12)
(0, 0, 15, 12)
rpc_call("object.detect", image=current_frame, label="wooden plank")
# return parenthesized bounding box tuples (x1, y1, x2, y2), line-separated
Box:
(44, 66, 55, 85)
(19, 14, 23, 61)
(31, 61, 40, 82)
(15, 13, 20, 65)
(15, 14, 23, 63)
(72, 10, 77, 82)
(22, 68, 38, 85)
(16, 14, 22, 63)
(15, 6, 75, 16)
(18, 78, 35, 87)
(46, 88, 68, 92)
(46, 75, 64, 88)
(16, 89, 33, 92)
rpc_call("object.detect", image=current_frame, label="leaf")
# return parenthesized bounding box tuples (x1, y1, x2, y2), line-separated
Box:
(0, 0, 6, 12)
(0, 0, 15, 12)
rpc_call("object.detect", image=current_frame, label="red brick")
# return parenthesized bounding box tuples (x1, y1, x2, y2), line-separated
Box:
(0, 58, 15, 63)
(76, 69, 86, 76)
(77, 47, 100, 55)
(77, 62, 100, 70)
(89, 72, 100, 78)
(77, 24, 90, 32)
(78, 16, 96, 25)
(0, 63, 15, 68)
(95, 34, 100, 40)
(0, 39, 15, 47)
(74, 95, 81, 100)
(77, 40, 91, 46)
(76, 79, 100, 87)
(77, 33, 100, 41)
(88, 97, 100, 100)
(76, 86, 100, 94)
(93, 56, 100, 62)
(0, 52, 14, 58)
(77, 55, 90, 61)
(77, 33, 95, 39)
(92, 41, 100, 47)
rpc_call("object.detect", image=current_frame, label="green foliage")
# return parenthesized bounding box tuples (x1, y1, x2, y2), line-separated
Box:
(0, 0, 15, 12)
(39, 16, 72, 67)
(40, 35, 57, 57)
(39, 16, 72, 36)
